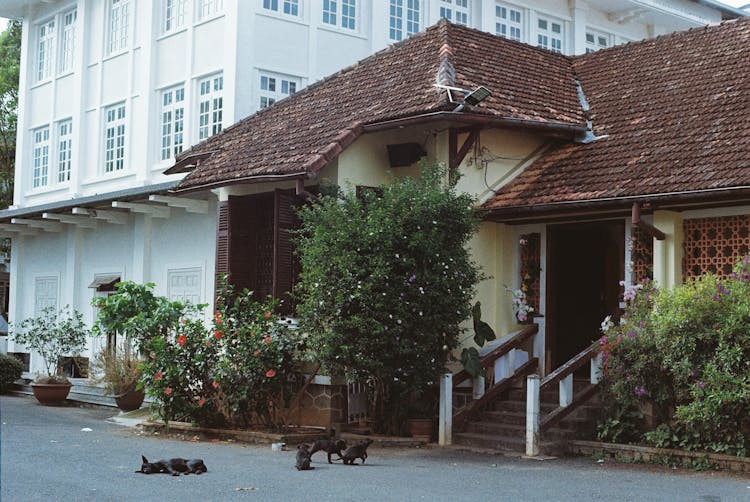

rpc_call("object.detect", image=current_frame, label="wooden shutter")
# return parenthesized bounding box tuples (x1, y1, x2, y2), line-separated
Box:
(273, 188, 301, 314)
(215, 200, 230, 296)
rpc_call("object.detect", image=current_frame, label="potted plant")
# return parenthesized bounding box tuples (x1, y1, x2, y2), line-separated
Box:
(10, 306, 88, 405)
(91, 342, 145, 411)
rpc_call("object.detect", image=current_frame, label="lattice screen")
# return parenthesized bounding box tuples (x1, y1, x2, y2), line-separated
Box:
(683, 216, 750, 279)
(631, 225, 653, 283)
(520, 233, 541, 313)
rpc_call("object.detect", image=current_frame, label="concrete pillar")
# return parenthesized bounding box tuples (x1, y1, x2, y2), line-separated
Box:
(559, 374, 573, 407)
(439, 372, 453, 446)
(472, 374, 485, 400)
(653, 211, 684, 289)
(526, 374, 540, 456)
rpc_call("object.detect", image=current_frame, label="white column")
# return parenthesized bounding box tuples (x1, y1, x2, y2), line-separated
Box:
(591, 352, 603, 385)
(525, 374, 540, 457)
(439, 372, 452, 446)
(472, 374, 485, 400)
(559, 374, 573, 407)
(131, 215, 152, 283)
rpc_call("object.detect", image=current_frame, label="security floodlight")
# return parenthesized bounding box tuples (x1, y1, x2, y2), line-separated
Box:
(463, 86, 492, 106)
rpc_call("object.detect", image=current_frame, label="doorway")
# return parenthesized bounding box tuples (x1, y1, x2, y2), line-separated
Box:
(545, 221, 624, 373)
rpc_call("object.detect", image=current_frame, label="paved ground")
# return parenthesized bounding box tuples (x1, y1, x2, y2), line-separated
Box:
(2, 394, 750, 502)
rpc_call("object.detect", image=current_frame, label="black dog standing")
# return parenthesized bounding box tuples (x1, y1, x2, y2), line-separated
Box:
(308, 438, 347, 464)
(295, 444, 314, 471)
(341, 438, 373, 465)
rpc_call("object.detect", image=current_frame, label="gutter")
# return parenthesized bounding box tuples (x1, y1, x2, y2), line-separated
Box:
(169, 172, 312, 194)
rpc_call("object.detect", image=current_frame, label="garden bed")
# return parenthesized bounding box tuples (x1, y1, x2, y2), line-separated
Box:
(141, 420, 329, 445)
(569, 440, 750, 473)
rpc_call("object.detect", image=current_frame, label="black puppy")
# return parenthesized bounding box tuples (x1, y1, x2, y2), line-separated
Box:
(308, 439, 347, 464)
(136, 455, 208, 476)
(341, 438, 373, 465)
(295, 444, 314, 471)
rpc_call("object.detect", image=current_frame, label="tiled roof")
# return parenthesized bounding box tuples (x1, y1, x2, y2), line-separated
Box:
(485, 17, 750, 218)
(172, 20, 584, 192)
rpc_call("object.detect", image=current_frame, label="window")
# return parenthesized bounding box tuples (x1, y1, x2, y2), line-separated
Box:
(32, 127, 50, 188)
(585, 29, 610, 53)
(58, 10, 76, 73)
(323, 0, 357, 30)
(104, 104, 126, 173)
(323, 0, 337, 25)
(37, 19, 55, 81)
(198, 0, 224, 20)
(440, 0, 469, 26)
(107, 0, 130, 55)
(389, 0, 420, 41)
(263, 0, 300, 16)
(198, 74, 223, 140)
(34, 276, 58, 316)
(57, 120, 72, 183)
(161, 87, 185, 160)
(163, 0, 186, 33)
(537, 16, 563, 53)
(168, 267, 202, 305)
(259, 72, 299, 109)
(496, 3, 522, 42)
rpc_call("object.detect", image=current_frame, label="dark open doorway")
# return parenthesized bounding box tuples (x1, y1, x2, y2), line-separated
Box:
(545, 221, 624, 373)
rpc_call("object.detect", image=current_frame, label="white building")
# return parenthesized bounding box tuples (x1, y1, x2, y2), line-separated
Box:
(0, 0, 744, 375)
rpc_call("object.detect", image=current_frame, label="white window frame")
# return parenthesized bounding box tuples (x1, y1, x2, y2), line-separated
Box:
(263, 0, 300, 17)
(258, 71, 299, 109)
(389, 0, 421, 42)
(34, 276, 59, 318)
(167, 267, 203, 305)
(107, 0, 131, 55)
(322, 0, 338, 26)
(496, 2, 522, 42)
(197, 0, 224, 21)
(58, 9, 76, 74)
(585, 28, 612, 53)
(37, 19, 55, 82)
(57, 120, 72, 183)
(198, 74, 223, 140)
(440, 0, 469, 26)
(163, 0, 187, 33)
(32, 126, 50, 189)
(536, 15, 564, 54)
(104, 103, 126, 173)
(160, 86, 185, 161)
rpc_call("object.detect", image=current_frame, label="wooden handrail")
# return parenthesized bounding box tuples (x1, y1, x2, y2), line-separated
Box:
(452, 323, 538, 389)
(540, 344, 595, 390)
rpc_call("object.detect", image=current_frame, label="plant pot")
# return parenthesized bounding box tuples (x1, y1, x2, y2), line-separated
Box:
(114, 385, 145, 412)
(406, 418, 433, 441)
(31, 382, 72, 405)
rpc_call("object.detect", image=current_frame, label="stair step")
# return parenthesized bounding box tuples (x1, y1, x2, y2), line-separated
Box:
(452, 431, 565, 456)
(491, 400, 557, 413)
(464, 421, 524, 436)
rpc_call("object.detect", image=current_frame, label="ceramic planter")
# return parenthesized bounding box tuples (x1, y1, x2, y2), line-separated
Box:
(31, 382, 72, 405)
(114, 384, 145, 412)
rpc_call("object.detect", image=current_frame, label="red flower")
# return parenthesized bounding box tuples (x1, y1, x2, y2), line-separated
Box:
(253, 350, 261, 356)
(214, 329, 223, 340)
(178, 335, 187, 346)
(212, 381, 219, 389)
(154, 372, 163, 380)
(214, 311, 222, 325)
(264, 312, 272, 319)
(132, 368, 139, 375)
(264, 336, 272, 345)
(198, 397, 206, 407)
(165, 387, 173, 396)
(266, 369, 276, 378)
(180, 318, 186, 325)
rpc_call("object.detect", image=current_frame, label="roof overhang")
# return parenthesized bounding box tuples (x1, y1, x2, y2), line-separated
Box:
(485, 185, 750, 224)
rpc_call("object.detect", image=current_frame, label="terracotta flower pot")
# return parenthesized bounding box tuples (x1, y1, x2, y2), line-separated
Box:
(114, 385, 146, 412)
(406, 418, 434, 440)
(31, 382, 72, 405)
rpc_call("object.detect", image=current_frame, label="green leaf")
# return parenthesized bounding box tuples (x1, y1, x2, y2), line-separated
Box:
(471, 301, 496, 346)
(461, 347, 483, 378)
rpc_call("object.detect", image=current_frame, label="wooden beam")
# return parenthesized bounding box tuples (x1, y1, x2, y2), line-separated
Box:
(631, 202, 665, 240)
(10, 218, 62, 233)
(42, 212, 97, 229)
(112, 201, 170, 219)
(449, 127, 481, 170)
(148, 195, 208, 214)
(72, 207, 128, 225)
(0, 223, 39, 236)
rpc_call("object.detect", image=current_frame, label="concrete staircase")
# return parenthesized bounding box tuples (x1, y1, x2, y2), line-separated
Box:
(453, 379, 600, 456)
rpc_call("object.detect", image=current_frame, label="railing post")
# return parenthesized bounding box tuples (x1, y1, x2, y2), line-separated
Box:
(439, 372, 452, 446)
(590, 351, 603, 385)
(472, 375, 485, 400)
(525, 374, 540, 457)
(559, 374, 573, 407)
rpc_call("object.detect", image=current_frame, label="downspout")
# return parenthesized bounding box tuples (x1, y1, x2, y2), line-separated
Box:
(296, 177, 317, 201)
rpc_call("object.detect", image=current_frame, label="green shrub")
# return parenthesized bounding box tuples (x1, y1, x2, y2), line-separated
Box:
(0, 353, 23, 393)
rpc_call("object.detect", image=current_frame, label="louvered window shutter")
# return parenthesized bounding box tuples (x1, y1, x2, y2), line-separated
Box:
(215, 200, 230, 297)
(273, 188, 301, 314)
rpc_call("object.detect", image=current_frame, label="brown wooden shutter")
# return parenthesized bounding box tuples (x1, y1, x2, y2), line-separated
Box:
(273, 188, 301, 314)
(215, 200, 231, 296)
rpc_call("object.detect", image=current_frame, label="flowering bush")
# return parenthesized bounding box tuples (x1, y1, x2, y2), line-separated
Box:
(296, 164, 482, 435)
(598, 257, 750, 455)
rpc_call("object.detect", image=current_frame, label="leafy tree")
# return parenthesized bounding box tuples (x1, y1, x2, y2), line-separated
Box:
(296, 164, 483, 435)
(0, 20, 20, 211)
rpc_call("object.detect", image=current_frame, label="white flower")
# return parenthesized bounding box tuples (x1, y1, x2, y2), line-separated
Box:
(600, 315, 614, 333)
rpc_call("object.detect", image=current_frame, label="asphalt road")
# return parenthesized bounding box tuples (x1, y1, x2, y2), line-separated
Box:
(1, 394, 749, 502)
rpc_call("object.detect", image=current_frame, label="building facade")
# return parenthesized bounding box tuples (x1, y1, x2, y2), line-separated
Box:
(0, 0, 744, 376)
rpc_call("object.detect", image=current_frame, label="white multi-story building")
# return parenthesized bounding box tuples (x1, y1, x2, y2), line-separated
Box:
(0, 0, 744, 375)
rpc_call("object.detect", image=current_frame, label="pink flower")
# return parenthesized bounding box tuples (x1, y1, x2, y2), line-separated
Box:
(165, 387, 173, 396)
(264, 336, 272, 345)
(178, 335, 187, 346)
(154, 372, 163, 380)
(205, 340, 211, 347)
(253, 350, 261, 356)
(212, 381, 219, 389)
(266, 369, 276, 378)
(264, 312, 272, 319)
(198, 397, 205, 407)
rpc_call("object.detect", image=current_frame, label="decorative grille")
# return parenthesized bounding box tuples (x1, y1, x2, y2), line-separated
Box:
(631, 225, 653, 283)
(520, 233, 541, 313)
(683, 216, 750, 279)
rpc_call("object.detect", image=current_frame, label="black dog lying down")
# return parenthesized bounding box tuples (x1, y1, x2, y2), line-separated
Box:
(137, 455, 208, 476)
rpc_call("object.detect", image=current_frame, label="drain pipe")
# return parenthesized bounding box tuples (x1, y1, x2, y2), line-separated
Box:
(631, 202, 665, 240)
(296, 178, 317, 201)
